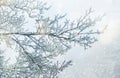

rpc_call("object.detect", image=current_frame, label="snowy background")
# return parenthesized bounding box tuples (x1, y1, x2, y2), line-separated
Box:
(1, 0, 119, 78)
(43, 0, 120, 78)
